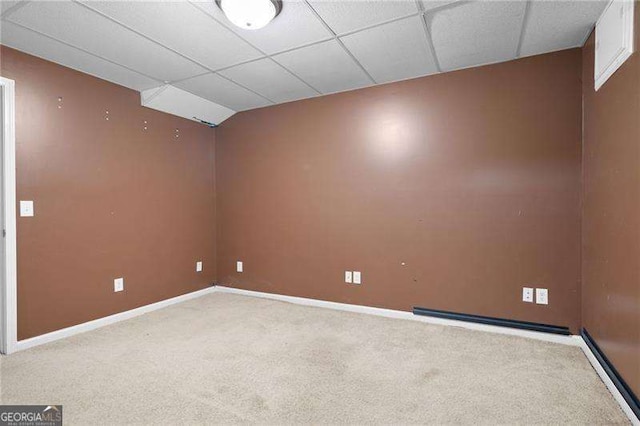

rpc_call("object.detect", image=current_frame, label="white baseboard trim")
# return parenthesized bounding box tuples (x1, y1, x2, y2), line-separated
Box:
(214, 286, 581, 346)
(12, 286, 216, 353)
(9, 285, 580, 353)
(577, 339, 640, 425)
(8, 283, 637, 422)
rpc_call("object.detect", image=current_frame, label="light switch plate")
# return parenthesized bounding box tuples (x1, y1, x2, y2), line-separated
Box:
(522, 287, 534, 303)
(196, 261, 203, 272)
(19, 200, 34, 217)
(114, 277, 124, 292)
(236, 261, 243, 273)
(536, 288, 548, 305)
(353, 271, 362, 285)
(345, 271, 353, 283)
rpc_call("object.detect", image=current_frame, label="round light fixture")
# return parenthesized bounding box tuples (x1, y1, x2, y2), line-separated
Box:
(216, 0, 282, 30)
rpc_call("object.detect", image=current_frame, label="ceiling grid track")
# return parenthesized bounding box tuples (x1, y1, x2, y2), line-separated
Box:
(239, 36, 332, 61)
(1, 0, 608, 115)
(415, 0, 442, 73)
(301, 0, 377, 85)
(420, 0, 484, 73)
(72, 0, 276, 107)
(201, 4, 462, 75)
(2, 0, 475, 107)
(0, 0, 29, 20)
(207, 10, 434, 63)
(186, 0, 323, 96)
(417, 1, 475, 74)
(211, 71, 276, 106)
(337, 11, 421, 38)
(515, 0, 532, 58)
(1, 19, 163, 86)
(170, 71, 213, 86)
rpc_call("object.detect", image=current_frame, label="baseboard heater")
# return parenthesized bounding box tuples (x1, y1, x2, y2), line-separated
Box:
(582, 329, 640, 420)
(412, 307, 571, 335)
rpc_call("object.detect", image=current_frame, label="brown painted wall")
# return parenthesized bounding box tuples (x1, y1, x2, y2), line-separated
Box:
(582, 5, 640, 396)
(0, 46, 217, 340)
(216, 49, 583, 332)
(3, 13, 637, 396)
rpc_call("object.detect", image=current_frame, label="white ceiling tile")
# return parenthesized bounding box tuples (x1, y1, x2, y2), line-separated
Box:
(6, 1, 206, 82)
(420, 0, 461, 13)
(192, 0, 332, 55)
(0, 21, 160, 90)
(219, 58, 317, 104)
(1, 1, 22, 16)
(81, 1, 262, 71)
(0, 0, 612, 113)
(520, 1, 607, 58)
(429, 1, 526, 71)
(175, 73, 272, 111)
(1, 1, 18, 13)
(340, 15, 438, 83)
(273, 40, 371, 94)
(308, 0, 418, 35)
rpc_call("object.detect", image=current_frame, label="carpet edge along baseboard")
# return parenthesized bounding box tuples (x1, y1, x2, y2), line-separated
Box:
(582, 328, 640, 420)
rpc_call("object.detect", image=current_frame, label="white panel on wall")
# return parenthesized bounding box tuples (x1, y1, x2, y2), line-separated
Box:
(0, 21, 160, 91)
(141, 85, 236, 126)
(273, 40, 371, 94)
(79, 1, 262, 71)
(595, 0, 634, 91)
(340, 15, 438, 83)
(192, 0, 332, 55)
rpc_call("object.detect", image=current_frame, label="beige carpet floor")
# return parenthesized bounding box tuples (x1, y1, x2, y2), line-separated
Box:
(0, 292, 629, 425)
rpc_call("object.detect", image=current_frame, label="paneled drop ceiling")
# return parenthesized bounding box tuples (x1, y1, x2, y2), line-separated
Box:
(0, 0, 607, 113)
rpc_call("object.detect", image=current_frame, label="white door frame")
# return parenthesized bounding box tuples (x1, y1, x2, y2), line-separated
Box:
(1, 76, 17, 354)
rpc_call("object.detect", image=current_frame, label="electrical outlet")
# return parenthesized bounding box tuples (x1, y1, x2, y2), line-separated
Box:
(536, 288, 548, 305)
(345, 271, 353, 283)
(522, 287, 534, 303)
(196, 261, 203, 272)
(114, 277, 124, 293)
(353, 271, 362, 285)
(236, 261, 243, 273)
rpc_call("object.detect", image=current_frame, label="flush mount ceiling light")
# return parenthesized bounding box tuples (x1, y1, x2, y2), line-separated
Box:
(216, 0, 283, 30)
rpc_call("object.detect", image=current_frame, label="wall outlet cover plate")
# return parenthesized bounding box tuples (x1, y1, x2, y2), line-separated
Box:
(19, 200, 34, 217)
(114, 277, 124, 292)
(536, 288, 548, 305)
(345, 271, 353, 283)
